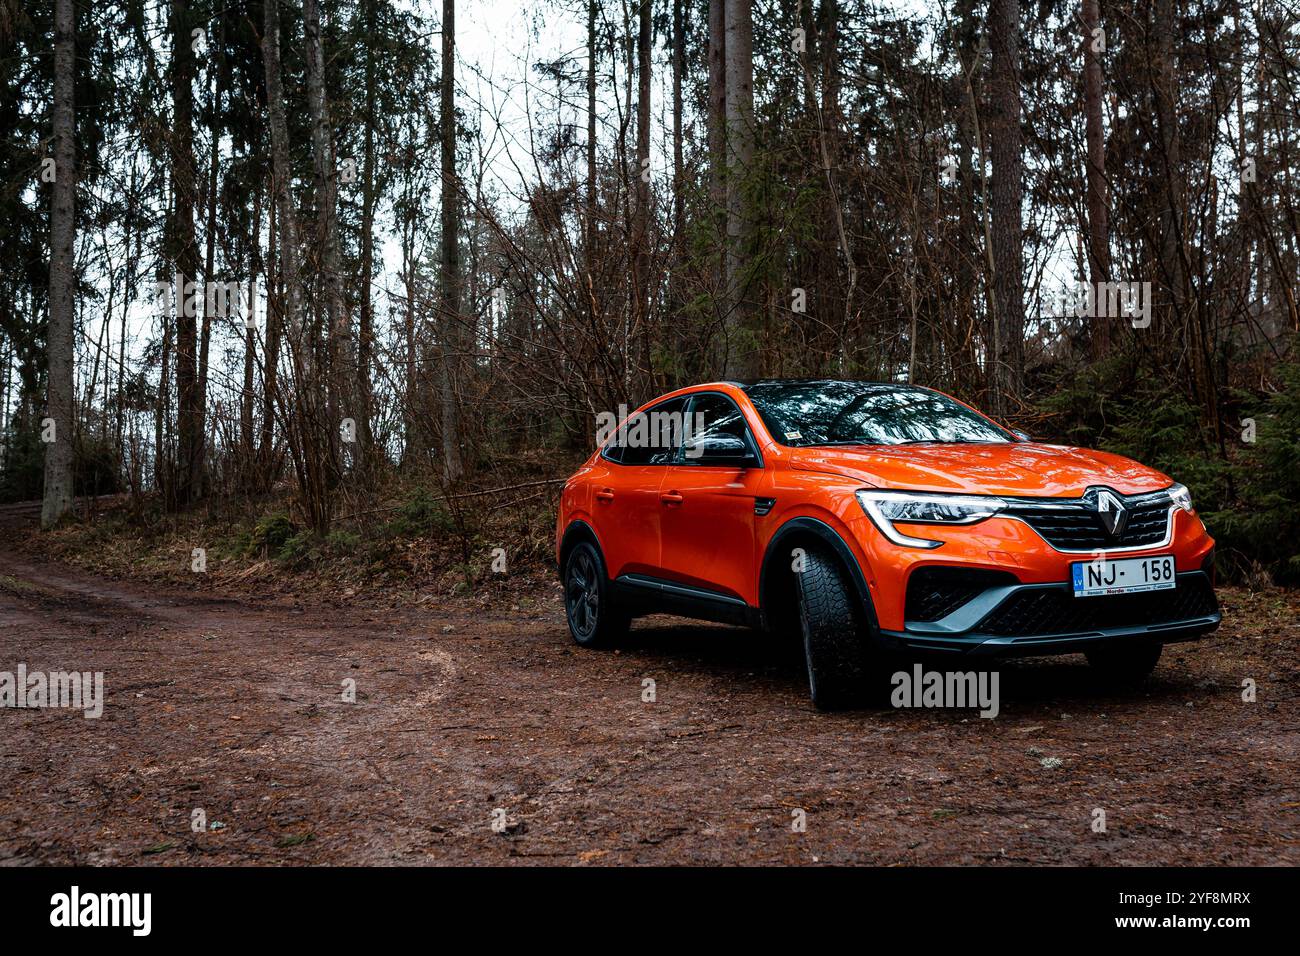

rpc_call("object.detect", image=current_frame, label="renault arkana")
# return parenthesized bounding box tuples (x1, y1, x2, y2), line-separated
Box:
(556, 380, 1219, 709)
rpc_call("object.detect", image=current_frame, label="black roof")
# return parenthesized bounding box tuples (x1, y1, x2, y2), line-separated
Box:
(732, 378, 924, 390)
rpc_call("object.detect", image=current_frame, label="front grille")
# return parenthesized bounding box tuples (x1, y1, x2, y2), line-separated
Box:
(1003, 498, 1171, 550)
(905, 567, 1019, 622)
(977, 574, 1218, 637)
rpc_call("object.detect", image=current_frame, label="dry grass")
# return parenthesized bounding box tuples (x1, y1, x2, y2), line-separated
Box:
(19, 479, 563, 611)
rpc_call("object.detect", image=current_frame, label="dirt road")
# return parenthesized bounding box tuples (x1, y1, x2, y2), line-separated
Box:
(1, 512, 1297, 864)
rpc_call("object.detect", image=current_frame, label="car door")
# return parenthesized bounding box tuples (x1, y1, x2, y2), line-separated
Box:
(656, 392, 769, 605)
(588, 396, 685, 581)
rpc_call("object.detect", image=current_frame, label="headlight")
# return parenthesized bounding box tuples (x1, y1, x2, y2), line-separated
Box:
(856, 490, 1007, 549)
(1168, 483, 1193, 512)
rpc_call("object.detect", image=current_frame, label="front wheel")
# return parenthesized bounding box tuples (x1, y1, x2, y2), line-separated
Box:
(563, 541, 629, 648)
(1085, 640, 1162, 685)
(796, 547, 880, 710)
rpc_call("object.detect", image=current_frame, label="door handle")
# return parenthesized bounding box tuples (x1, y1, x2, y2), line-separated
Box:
(660, 491, 684, 505)
(595, 488, 615, 502)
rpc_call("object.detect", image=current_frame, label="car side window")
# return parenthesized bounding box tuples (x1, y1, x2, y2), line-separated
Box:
(603, 397, 688, 466)
(679, 393, 756, 463)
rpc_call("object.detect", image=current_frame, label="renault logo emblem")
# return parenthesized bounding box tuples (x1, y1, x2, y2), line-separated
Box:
(1095, 489, 1128, 538)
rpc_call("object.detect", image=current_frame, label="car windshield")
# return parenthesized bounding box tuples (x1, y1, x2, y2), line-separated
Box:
(742, 381, 1015, 448)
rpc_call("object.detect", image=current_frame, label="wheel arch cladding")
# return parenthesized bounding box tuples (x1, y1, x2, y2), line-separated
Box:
(759, 516, 881, 635)
(559, 520, 602, 578)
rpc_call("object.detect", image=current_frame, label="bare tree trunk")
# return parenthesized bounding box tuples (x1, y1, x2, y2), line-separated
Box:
(170, 0, 202, 505)
(42, 0, 76, 528)
(672, 0, 684, 267)
(1, 336, 10, 439)
(198, 56, 220, 499)
(1082, 0, 1110, 358)
(440, 0, 465, 481)
(586, 0, 597, 256)
(86, 284, 108, 428)
(155, 308, 171, 494)
(264, 0, 330, 531)
(667, 0, 686, 369)
(632, 0, 652, 383)
(402, 254, 418, 464)
(707, 0, 726, 357)
(1232, 1, 1253, 319)
(1150, 0, 1217, 433)
(810, 0, 854, 374)
(304, 0, 347, 481)
(356, 0, 378, 480)
(586, 0, 597, 241)
(723, 0, 757, 378)
(1252, 6, 1268, 308)
(241, 319, 257, 466)
(0, 337, 10, 442)
(116, 167, 135, 453)
(616, 3, 633, 387)
(262, 0, 302, 336)
(585, 0, 599, 355)
(241, 189, 262, 473)
(988, 0, 1025, 416)
(1251, 6, 1299, 332)
(260, 196, 281, 479)
(1153, 0, 1187, 323)
(953, 0, 981, 395)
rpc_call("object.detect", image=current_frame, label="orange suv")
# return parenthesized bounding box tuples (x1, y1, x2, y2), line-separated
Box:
(556, 380, 1219, 708)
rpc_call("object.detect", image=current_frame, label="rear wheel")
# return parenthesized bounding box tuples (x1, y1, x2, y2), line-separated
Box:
(796, 547, 880, 710)
(563, 541, 628, 648)
(1086, 640, 1162, 685)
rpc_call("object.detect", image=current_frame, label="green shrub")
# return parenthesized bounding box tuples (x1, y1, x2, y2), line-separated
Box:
(1204, 361, 1300, 583)
(251, 512, 296, 556)
(0, 425, 124, 504)
(386, 488, 453, 537)
(0, 426, 48, 503)
(277, 529, 317, 565)
(223, 526, 254, 558)
(325, 529, 360, 555)
(1037, 349, 1300, 585)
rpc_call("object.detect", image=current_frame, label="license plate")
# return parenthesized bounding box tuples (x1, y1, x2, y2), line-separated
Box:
(1071, 555, 1176, 597)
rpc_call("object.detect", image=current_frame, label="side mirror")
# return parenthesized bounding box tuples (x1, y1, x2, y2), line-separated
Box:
(1011, 429, 1032, 442)
(684, 434, 757, 467)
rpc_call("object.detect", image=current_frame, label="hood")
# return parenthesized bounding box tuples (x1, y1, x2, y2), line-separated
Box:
(789, 442, 1172, 498)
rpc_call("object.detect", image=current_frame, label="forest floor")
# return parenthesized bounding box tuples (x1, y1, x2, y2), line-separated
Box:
(1, 499, 1298, 865)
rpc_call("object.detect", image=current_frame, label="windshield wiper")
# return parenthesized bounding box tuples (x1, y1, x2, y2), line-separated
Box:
(808, 438, 1001, 447)
(895, 438, 1002, 445)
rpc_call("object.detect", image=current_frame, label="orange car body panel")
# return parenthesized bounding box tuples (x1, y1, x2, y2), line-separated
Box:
(557, 382, 1216, 635)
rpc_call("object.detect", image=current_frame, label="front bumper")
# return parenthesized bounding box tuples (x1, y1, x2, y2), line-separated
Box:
(850, 503, 1216, 631)
(877, 570, 1220, 656)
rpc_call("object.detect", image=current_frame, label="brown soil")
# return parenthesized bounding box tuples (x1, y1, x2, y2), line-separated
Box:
(1, 501, 1297, 865)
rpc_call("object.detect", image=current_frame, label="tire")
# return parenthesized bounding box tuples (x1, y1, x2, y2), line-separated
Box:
(796, 547, 878, 710)
(1085, 640, 1162, 685)
(563, 541, 629, 648)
